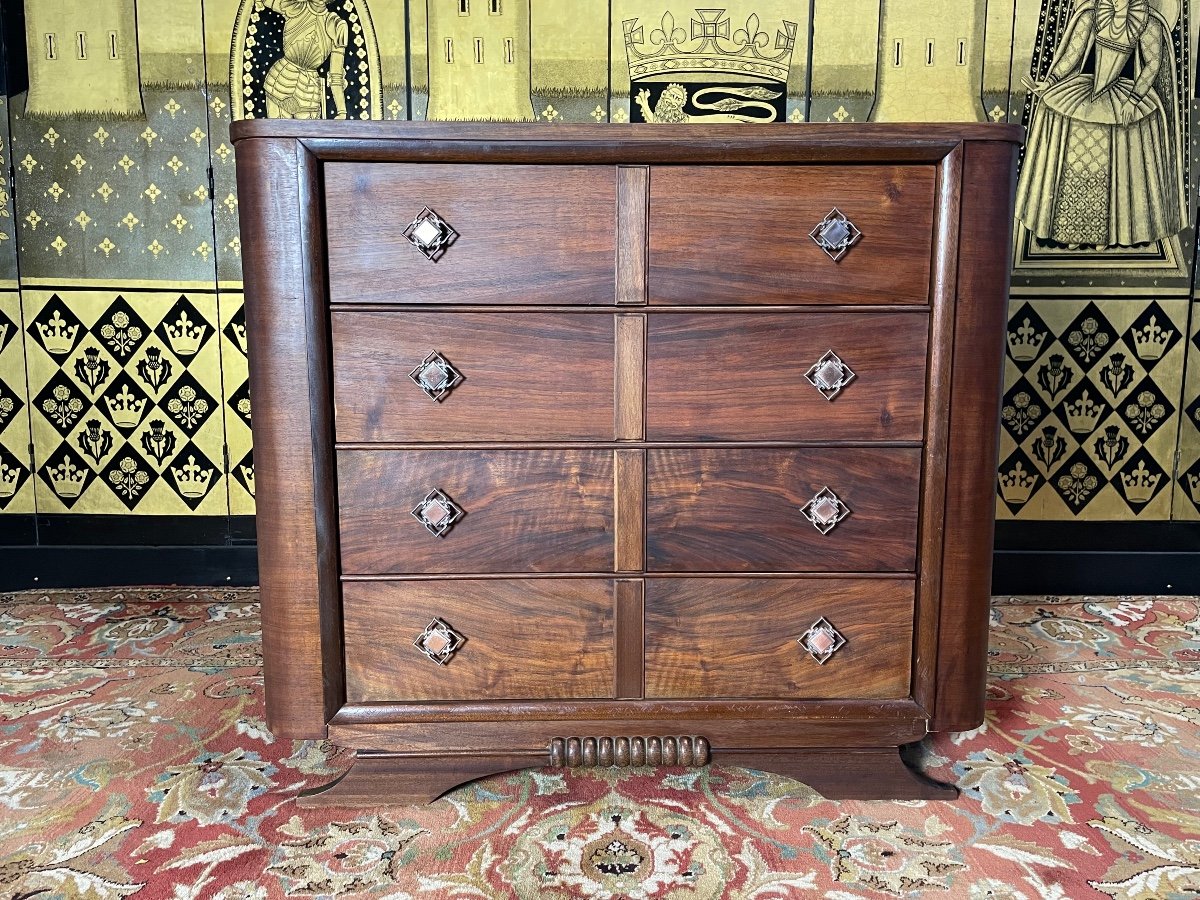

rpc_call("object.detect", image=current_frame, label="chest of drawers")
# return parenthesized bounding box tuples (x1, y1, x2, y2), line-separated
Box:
(230, 122, 1021, 806)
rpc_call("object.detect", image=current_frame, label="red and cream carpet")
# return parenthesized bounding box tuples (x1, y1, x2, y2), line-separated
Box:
(0, 589, 1197, 898)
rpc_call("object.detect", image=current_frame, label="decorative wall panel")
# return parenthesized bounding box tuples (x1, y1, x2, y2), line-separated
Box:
(1, 0, 1197, 530)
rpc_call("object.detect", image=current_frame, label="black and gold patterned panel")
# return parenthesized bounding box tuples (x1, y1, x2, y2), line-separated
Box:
(1174, 297, 1200, 520)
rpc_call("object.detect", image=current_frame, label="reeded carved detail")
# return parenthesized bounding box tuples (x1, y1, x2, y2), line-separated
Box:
(549, 736, 710, 767)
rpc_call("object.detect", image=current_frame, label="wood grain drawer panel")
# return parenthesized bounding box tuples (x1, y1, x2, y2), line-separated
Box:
(344, 579, 616, 702)
(646, 312, 928, 441)
(338, 450, 614, 574)
(332, 312, 615, 442)
(325, 164, 616, 305)
(649, 165, 935, 305)
(644, 578, 914, 699)
(646, 448, 921, 572)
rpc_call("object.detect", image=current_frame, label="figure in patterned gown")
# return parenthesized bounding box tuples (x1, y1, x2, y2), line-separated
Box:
(255, 0, 349, 119)
(1015, 0, 1187, 247)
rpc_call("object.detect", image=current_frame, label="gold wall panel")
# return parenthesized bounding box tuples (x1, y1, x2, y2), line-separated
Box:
(218, 292, 254, 515)
(0, 291, 34, 514)
(997, 297, 1188, 521)
(22, 289, 227, 515)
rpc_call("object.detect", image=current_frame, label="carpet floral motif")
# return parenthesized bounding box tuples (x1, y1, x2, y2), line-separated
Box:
(0, 588, 1198, 898)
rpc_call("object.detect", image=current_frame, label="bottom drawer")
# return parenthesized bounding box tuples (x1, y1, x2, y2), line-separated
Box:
(644, 578, 914, 700)
(343, 579, 616, 702)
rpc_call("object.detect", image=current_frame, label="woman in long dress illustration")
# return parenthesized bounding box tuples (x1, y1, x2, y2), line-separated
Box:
(1015, 0, 1187, 248)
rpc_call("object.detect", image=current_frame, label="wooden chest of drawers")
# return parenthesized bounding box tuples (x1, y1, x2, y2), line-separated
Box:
(230, 122, 1021, 805)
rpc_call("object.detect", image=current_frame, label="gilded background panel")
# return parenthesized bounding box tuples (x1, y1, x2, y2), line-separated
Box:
(1, 0, 1197, 531)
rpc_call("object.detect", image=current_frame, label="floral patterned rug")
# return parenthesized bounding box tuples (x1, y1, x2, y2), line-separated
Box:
(1, 589, 1198, 899)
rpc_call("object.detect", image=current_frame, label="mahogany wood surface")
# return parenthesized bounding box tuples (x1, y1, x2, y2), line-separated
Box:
(646, 312, 929, 441)
(332, 311, 615, 441)
(342, 579, 616, 702)
(338, 449, 615, 574)
(231, 122, 1021, 804)
(932, 141, 1018, 730)
(644, 578, 914, 699)
(649, 165, 935, 305)
(646, 448, 922, 571)
(325, 163, 616, 305)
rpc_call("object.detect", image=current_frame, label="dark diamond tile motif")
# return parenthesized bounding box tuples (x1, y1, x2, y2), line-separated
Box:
(232, 449, 255, 498)
(1006, 302, 1051, 371)
(1115, 376, 1175, 441)
(228, 379, 252, 427)
(1114, 447, 1167, 514)
(99, 446, 159, 512)
(1050, 448, 1104, 513)
(1178, 457, 1200, 513)
(1057, 381, 1109, 437)
(0, 444, 29, 510)
(163, 440, 219, 510)
(153, 295, 213, 362)
(98, 371, 152, 436)
(93, 295, 152, 362)
(222, 305, 248, 358)
(0, 307, 18, 355)
(27, 294, 85, 360)
(37, 444, 94, 510)
(1184, 392, 1200, 434)
(1061, 302, 1118, 371)
(1000, 376, 1049, 440)
(0, 378, 26, 436)
(997, 447, 1042, 514)
(161, 371, 217, 437)
(34, 371, 92, 437)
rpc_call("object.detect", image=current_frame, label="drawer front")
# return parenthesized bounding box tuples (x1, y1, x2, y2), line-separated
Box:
(649, 165, 935, 305)
(646, 312, 928, 441)
(646, 448, 921, 572)
(344, 579, 616, 702)
(644, 577, 914, 699)
(332, 311, 615, 442)
(325, 163, 616, 305)
(338, 450, 614, 574)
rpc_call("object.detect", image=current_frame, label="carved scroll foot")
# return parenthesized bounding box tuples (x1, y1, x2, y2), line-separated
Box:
(297, 751, 545, 808)
(717, 745, 958, 800)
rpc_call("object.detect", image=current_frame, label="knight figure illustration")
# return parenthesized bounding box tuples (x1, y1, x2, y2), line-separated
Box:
(256, 0, 348, 119)
(1015, 0, 1187, 248)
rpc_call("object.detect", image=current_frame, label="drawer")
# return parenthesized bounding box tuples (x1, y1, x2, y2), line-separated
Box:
(644, 577, 914, 699)
(332, 311, 615, 442)
(646, 312, 928, 441)
(325, 164, 616, 305)
(343, 579, 616, 702)
(338, 450, 614, 574)
(646, 448, 921, 572)
(648, 165, 935, 305)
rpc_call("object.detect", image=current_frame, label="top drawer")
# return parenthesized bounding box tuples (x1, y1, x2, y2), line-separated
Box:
(325, 164, 616, 305)
(649, 165, 936, 305)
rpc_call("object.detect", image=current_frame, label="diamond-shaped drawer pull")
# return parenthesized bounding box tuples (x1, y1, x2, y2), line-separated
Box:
(409, 350, 463, 402)
(411, 488, 464, 537)
(798, 617, 845, 664)
(403, 207, 458, 262)
(804, 350, 855, 400)
(799, 487, 850, 534)
(810, 208, 861, 262)
(414, 618, 464, 665)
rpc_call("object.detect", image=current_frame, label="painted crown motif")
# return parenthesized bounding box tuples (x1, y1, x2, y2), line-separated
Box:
(1120, 461, 1161, 504)
(104, 385, 147, 428)
(239, 463, 255, 497)
(1007, 318, 1047, 362)
(38, 310, 79, 354)
(623, 8, 797, 86)
(1188, 473, 1200, 504)
(0, 461, 20, 498)
(164, 310, 206, 356)
(999, 461, 1038, 505)
(1063, 389, 1104, 434)
(48, 458, 87, 498)
(170, 455, 213, 499)
(229, 321, 248, 355)
(1130, 316, 1174, 361)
